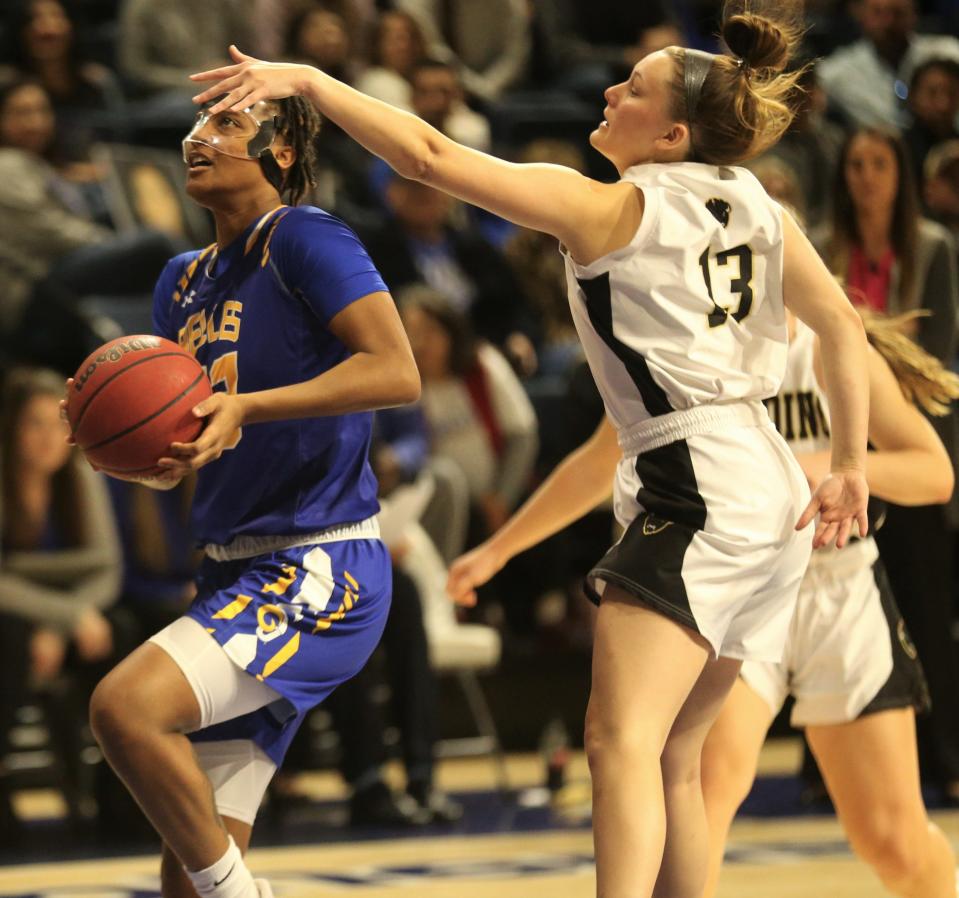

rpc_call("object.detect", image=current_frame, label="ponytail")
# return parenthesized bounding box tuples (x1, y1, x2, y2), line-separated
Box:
(668, 1, 808, 165)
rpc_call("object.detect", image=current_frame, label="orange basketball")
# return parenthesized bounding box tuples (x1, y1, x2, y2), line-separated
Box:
(66, 335, 212, 477)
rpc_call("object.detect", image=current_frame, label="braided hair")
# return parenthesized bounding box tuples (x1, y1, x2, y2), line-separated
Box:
(273, 95, 320, 205)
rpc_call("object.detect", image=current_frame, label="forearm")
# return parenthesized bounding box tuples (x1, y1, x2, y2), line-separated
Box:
(486, 440, 616, 567)
(816, 312, 870, 471)
(299, 68, 441, 181)
(240, 349, 420, 425)
(865, 449, 954, 506)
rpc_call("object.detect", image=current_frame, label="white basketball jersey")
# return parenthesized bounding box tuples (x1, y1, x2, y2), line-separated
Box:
(764, 320, 832, 454)
(562, 162, 788, 430)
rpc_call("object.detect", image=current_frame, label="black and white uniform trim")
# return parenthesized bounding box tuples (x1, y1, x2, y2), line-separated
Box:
(564, 162, 812, 662)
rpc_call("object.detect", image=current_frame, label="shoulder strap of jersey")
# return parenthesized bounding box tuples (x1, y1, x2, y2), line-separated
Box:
(172, 243, 216, 305)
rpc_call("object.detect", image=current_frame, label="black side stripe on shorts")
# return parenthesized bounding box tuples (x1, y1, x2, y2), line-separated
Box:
(577, 273, 673, 417)
(633, 440, 708, 532)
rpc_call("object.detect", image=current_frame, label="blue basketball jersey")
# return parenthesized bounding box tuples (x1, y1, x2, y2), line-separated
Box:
(152, 205, 388, 546)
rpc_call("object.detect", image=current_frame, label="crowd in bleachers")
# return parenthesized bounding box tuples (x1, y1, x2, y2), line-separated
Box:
(1, 0, 959, 849)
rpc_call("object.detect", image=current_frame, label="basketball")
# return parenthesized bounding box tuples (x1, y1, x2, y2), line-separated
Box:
(66, 335, 213, 477)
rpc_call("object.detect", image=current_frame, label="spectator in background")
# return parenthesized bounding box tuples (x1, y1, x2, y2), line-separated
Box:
(825, 125, 959, 799)
(0, 76, 175, 374)
(284, 4, 356, 86)
(399, 285, 537, 543)
(355, 14, 490, 153)
(759, 61, 844, 238)
(817, 0, 959, 129)
(503, 139, 583, 385)
(361, 169, 539, 363)
(373, 405, 469, 565)
(749, 156, 806, 222)
(118, 0, 252, 94)
(395, 0, 530, 103)
(354, 9, 427, 111)
(905, 57, 959, 191)
(0, 0, 127, 156)
(410, 59, 490, 152)
(0, 368, 121, 835)
(924, 139, 959, 241)
(527, 0, 682, 94)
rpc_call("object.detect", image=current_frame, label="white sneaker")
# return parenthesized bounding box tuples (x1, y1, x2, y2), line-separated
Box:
(253, 879, 274, 898)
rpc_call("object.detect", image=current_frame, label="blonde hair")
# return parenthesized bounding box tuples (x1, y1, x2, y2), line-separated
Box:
(858, 308, 959, 416)
(667, 0, 808, 165)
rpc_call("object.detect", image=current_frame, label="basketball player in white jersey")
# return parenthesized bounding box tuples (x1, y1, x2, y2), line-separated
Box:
(700, 308, 959, 898)
(189, 2, 871, 895)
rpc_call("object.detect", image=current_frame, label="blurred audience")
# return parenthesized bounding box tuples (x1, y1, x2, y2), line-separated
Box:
(503, 139, 583, 386)
(410, 59, 491, 152)
(373, 405, 469, 565)
(526, 0, 682, 94)
(284, 3, 356, 85)
(399, 285, 537, 543)
(826, 124, 959, 796)
(395, 0, 530, 103)
(361, 170, 539, 359)
(904, 56, 959, 189)
(354, 9, 427, 109)
(118, 0, 252, 95)
(817, 0, 959, 129)
(924, 139, 959, 238)
(0, 76, 175, 374)
(0, 368, 121, 834)
(760, 61, 844, 237)
(0, 0, 127, 156)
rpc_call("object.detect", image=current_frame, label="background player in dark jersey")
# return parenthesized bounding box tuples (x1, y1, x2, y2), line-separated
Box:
(78, 92, 420, 898)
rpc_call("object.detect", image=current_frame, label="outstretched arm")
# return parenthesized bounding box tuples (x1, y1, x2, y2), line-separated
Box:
(447, 415, 620, 606)
(781, 211, 870, 548)
(190, 47, 638, 265)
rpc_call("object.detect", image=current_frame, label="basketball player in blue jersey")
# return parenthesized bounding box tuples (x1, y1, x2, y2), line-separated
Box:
(82, 92, 420, 898)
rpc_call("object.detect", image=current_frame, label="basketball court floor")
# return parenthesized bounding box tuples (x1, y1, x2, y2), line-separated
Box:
(2, 745, 957, 897)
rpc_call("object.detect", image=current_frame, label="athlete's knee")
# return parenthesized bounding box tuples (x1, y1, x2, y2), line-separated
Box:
(89, 668, 155, 750)
(584, 708, 663, 774)
(850, 812, 925, 889)
(700, 732, 755, 813)
(89, 672, 128, 747)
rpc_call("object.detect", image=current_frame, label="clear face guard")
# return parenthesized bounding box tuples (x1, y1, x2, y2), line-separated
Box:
(182, 100, 282, 162)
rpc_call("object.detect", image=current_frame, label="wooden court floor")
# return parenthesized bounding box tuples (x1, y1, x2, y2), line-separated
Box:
(2, 747, 958, 898)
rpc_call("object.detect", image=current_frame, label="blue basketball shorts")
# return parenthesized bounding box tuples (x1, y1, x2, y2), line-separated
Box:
(173, 522, 391, 766)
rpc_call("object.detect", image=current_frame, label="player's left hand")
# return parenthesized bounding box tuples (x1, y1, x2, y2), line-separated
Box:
(190, 45, 313, 113)
(158, 392, 244, 474)
(795, 468, 869, 549)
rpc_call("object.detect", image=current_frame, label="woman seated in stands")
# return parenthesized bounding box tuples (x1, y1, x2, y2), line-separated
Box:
(0, 367, 122, 838)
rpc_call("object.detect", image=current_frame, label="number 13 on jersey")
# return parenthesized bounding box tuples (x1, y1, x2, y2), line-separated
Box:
(699, 244, 754, 328)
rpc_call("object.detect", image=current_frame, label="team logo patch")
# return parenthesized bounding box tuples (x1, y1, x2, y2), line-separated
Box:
(641, 513, 673, 536)
(705, 197, 731, 227)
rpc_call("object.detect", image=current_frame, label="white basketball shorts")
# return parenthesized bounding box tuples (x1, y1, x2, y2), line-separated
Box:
(740, 536, 929, 726)
(586, 404, 813, 663)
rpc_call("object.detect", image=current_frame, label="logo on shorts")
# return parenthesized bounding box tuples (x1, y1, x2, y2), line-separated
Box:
(641, 513, 673, 536)
(897, 619, 919, 660)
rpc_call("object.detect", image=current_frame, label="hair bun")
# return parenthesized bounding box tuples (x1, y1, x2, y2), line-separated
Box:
(722, 13, 790, 72)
